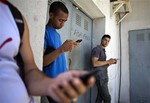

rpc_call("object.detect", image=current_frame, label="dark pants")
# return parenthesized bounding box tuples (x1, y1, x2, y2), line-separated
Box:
(95, 79, 111, 103)
(47, 96, 58, 103)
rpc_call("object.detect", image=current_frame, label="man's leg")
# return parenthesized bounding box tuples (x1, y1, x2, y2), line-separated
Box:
(100, 80, 111, 103)
(95, 79, 111, 103)
(95, 79, 103, 103)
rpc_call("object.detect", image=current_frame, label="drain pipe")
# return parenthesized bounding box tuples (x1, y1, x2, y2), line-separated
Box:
(118, 22, 122, 103)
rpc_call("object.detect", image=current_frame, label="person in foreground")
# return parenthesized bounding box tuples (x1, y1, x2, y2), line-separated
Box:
(0, 1, 95, 103)
(91, 34, 117, 103)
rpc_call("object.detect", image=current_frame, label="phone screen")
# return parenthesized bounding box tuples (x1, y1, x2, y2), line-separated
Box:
(76, 39, 82, 43)
(79, 69, 100, 84)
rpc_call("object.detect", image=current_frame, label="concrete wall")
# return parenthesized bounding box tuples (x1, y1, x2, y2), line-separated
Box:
(120, 0, 150, 103)
(8, 0, 48, 103)
(9, 0, 48, 69)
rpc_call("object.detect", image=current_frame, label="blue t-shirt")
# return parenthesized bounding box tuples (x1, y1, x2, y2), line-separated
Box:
(43, 26, 67, 78)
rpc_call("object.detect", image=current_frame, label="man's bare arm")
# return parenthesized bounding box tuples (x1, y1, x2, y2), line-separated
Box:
(92, 57, 109, 67)
(43, 40, 78, 67)
(20, 17, 51, 95)
(92, 57, 117, 67)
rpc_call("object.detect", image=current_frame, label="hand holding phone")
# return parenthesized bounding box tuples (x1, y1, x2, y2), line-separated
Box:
(79, 69, 100, 85)
(76, 39, 82, 43)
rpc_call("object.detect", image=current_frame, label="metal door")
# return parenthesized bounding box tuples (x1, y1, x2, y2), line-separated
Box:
(129, 29, 150, 103)
(69, 6, 92, 103)
(69, 6, 92, 71)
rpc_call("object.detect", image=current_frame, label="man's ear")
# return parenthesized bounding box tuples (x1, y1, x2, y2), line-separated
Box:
(49, 13, 54, 19)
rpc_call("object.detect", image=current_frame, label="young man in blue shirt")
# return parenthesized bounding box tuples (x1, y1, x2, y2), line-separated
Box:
(43, 1, 79, 102)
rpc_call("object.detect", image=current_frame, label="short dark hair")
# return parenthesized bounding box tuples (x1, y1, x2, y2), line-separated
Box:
(49, 1, 68, 14)
(101, 34, 111, 40)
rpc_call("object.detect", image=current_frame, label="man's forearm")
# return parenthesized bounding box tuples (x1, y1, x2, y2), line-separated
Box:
(93, 60, 109, 67)
(43, 48, 62, 66)
(24, 67, 51, 96)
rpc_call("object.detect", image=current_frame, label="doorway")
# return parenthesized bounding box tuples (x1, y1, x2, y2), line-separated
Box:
(129, 29, 150, 103)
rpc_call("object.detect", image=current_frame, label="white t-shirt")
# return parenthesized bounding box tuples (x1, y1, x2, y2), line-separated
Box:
(0, 2, 34, 103)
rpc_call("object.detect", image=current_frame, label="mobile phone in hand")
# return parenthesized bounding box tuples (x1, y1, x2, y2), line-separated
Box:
(76, 39, 82, 43)
(79, 69, 100, 85)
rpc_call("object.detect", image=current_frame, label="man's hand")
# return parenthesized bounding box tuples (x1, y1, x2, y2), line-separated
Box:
(108, 58, 117, 65)
(59, 40, 79, 52)
(47, 71, 95, 103)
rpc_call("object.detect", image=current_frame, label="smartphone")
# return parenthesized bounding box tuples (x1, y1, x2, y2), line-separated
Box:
(79, 69, 100, 84)
(76, 39, 82, 43)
